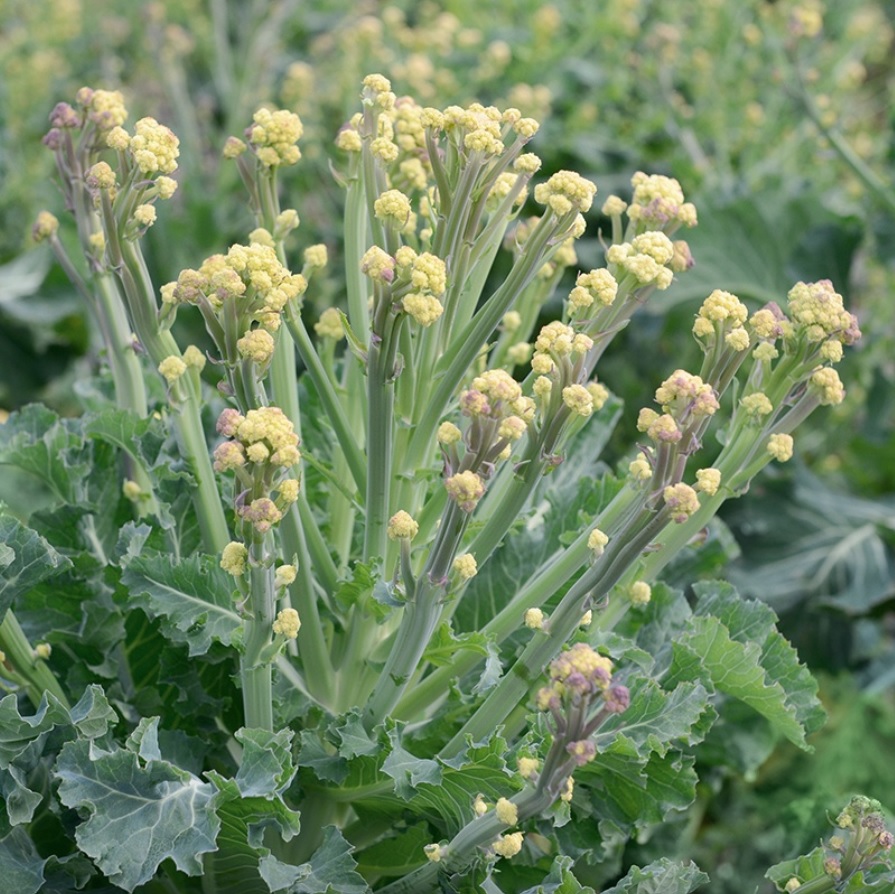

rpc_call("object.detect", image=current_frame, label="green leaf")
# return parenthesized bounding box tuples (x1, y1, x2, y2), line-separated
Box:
(765, 847, 826, 891)
(333, 710, 380, 759)
(0, 405, 90, 504)
(121, 549, 242, 656)
(423, 623, 492, 668)
(597, 680, 712, 757)
(413, 734, 516, 836)
(0, 826, 46, 894)
(518, 855, 596, 893)
(234, 728, 297, 797)
(669, 615, 810, 748)
(0, 514, 72, 614)
(578, 734, 698, 830)
(354, 823, 430, 877)
(68, 684, 118, 739)
(600, 858, 709, 894)
(203, 772, 302, 894)
(82, 408, 166, 468)
(258, 826, 368, 893)
(55, 737, 219, 892)
(333, 561, 392, 621)
(0, 692, 70, 768)
(692, 581, 825, 735)
(381, 724, 442, 800)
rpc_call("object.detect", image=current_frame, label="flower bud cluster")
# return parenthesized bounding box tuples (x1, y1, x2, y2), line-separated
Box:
(213, 407, 301, 534)
(606, 231, 676, 290)
(692, 289, 749, 344)
(165, 243, 307, 357)
(626, 171, 698, 230)
(537, 643, 613, 712)
(568, 268, 619, 312)
(246, 108, 303, 167)
(395, 248, 448, 327)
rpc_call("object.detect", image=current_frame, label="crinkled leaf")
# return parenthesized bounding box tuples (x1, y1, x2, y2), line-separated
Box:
(600, 858, 708, 894)
(0, 405, 90, 504)
(203, 773, 302, 894)
(413, 734, 515, 836)
(0, 692, 70, 767)
(68, 684, 118, 740)
(0, 826, 46, 894)
(518, 855, 596, 893)
(692, 581, 825, 734)
(333, 711, 379, 759)
(765, 847, 826, 890)
(597, 680, 712, 757)
(234, 728, 297, 797)
(578, 734, 698, 831)
(1, 765, 42, 825)
(55, 737, 219, 892)
(121, 549, 241, 656)
(82, 408, 166, 469)
(472, 639, 503, 695)
(333, 561, 392, 621)
(258, 826, 368, 894)
(381, 724, 442, 800)
(296, 730, 349, 785)
(423, 622, 491, 667)
(670, 616, 808, 745)
(0, 514, 72, 613)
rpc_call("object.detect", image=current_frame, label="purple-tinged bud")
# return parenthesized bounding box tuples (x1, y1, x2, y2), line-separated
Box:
(42, 128, 64, 150)
(823, 857, 841, 879)
(49, 102, 80, 129)
(566, 740, 596, 766)
(216, 408, 245, 437)
(879, 830, 894, 850)
(605, 684, 630, 714)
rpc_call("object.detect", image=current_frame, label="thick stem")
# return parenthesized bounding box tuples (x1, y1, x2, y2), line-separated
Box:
(240, 539, 276, 731)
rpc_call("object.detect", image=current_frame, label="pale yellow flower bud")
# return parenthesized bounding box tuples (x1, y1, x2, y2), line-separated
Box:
(272, 608, 301, 639)
(495, 797, 518, 826)
(220, 542, 248, 576)
(158, 355, 187, 383)
(275, 565, 297, 588)
(387, 510, 419, 541)
(452, 554, 478, 580)
(493, 832, 524, 858)
(588, 528, 609, 555)
(524, 608, 545, 629)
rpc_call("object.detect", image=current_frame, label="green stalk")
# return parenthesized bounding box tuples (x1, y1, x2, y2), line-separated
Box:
(403, 211, 561, 473)
(278, 504, 335, 706)
(376, 786, 552, 894)
(362, 314, 403, 564)
(114, 241, 231, 554)
(394, 486, 642, 720)
(362, 501, 466, 727)
(283, 306, 366, 493)
(240, 538, 276, 731)
(440, 508, 668, 754)
(0, 612, 70, 710)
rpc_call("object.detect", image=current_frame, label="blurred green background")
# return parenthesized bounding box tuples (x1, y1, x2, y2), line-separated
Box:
(1, 1, 893, 889)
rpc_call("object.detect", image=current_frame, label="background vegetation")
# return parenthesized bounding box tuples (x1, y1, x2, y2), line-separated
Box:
(1, 1, 893, 890)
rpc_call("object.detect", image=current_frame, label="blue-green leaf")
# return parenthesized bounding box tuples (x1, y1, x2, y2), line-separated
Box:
(600, 858, 708, 894)
(381, 725, 442, 800)
(0, 514, 72, 613)
(234, 728, 297, 797)
(121, 550, 242, 656)
(55, 737, 219, 892)
(0, 826, 46, 894)
(258, 826, 368, 893)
